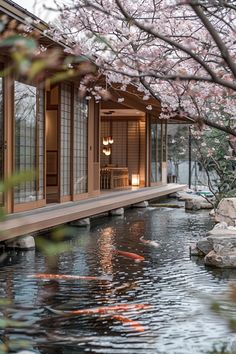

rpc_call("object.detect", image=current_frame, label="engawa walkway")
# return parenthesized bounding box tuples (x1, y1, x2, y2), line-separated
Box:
(0, 183, 186, 241)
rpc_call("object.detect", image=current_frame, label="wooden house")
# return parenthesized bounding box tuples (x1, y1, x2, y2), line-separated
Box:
(0, 0, 188, 222)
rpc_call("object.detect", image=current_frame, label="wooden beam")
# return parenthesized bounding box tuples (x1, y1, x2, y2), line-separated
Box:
(109, 89, 161, 117)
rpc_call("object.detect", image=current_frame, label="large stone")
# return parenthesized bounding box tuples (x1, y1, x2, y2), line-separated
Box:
(207, 228, 236, 236)
(213, 242, 232, 254)
(199, 201, 213, 209)
(189, 243, 205, 256)
(215, 198, 236, 226)
(207, 235, 236, 249)
(194, 220, 236, 268)
(209, 209, 215, 217)
(212, 221, 228, 230)
(6, 235, 35, 250)
(185, 199, 201, 210)
(196, 238, 213, 255)
(204, 250, 236, 268)
(178, 192, 195, 201)
(196, 233, 236, 255)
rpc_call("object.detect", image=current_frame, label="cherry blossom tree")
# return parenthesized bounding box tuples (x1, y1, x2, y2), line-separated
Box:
(191, 122, 236, 205)
(50, 0, 236, 137)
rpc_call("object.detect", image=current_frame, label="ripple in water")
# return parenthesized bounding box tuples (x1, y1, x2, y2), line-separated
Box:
(0, 204, 236, 353)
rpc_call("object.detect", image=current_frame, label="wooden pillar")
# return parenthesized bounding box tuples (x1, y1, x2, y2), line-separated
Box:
(145, 113, 150, 187)
(87, 99, 94, 195)
(4, 73, 14, 213)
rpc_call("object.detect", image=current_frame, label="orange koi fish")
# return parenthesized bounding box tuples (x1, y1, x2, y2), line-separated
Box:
(140, 236, 160, 248)
(114, 249, 145, 261)
(28, 274, 111, 281)
(46, 303, 150, 316)
(112, 314, 145, 332)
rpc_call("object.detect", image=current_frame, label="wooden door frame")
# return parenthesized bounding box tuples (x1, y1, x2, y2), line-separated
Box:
(3, 72, 14, 213)
(45, 84, 60, 204)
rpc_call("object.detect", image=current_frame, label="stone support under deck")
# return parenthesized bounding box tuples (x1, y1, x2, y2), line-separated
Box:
(5, 235, 35, 249)
(132, 201, 149, 208)
(109, 208, 124, 216)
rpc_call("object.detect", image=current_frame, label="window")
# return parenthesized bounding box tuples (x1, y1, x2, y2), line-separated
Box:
(151, 122, 162, 183)
(73, 90, 88, 194)
(14, 81, 44, 203)
(60, 83, 71, 196)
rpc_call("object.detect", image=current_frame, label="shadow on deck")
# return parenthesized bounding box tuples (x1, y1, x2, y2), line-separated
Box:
(0, 183, 186, 241)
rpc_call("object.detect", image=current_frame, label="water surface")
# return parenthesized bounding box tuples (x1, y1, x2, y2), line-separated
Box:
(0, 203, 236, 353)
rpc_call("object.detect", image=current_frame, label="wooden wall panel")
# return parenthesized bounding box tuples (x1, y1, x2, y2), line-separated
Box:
(139, 120, 146, 186)
(60, 83, 71, 197)
(94, 162, 100, 190)
(101, 119, 145, 186)
(127, 121, 139, 182)
(111, 121, 127, 167)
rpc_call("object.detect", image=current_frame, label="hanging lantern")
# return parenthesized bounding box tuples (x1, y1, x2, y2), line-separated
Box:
(103, 147, 111, 156)
(104, 147, 111, 156)
(103, 137, 109, 145)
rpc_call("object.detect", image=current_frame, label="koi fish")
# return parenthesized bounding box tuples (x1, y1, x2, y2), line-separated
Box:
(140, 236, 160, 248)
(114, 249, 145, 262)
(28, 274, 112, 281)
(112, 314, 145, 332)
(46, 303, 150, 316)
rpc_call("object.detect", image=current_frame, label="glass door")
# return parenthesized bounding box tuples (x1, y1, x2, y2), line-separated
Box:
(14, 80, 45, 209)
(150, 121, 162, 184)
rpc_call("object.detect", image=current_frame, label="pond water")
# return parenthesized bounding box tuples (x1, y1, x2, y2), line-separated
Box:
(1, 203, 236, 354)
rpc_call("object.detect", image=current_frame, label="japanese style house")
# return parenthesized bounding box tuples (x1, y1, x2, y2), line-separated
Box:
(0, 0, 188, 217)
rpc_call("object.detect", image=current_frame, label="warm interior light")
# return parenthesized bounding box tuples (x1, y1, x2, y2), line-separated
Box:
(103, 137, 109, 145)
(103, 136, 114, 145)
(104, 148, 111, 156)
(132, 174, 140, 186)
(108, 136, 114, 144)
(103, 147, 111, 156)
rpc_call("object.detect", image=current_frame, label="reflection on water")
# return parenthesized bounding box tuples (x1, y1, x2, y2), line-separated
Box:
(0, 205, 236, 353)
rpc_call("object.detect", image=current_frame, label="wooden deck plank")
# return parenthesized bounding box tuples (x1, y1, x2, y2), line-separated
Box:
(0, 184, 186, 241)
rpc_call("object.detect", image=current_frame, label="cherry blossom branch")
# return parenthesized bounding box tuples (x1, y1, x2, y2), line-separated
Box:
(115, 0, 219, 81)
(190, 1, 236, 78)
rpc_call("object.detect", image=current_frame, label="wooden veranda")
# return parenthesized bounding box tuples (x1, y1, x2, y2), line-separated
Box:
(0, 184, 186, 241)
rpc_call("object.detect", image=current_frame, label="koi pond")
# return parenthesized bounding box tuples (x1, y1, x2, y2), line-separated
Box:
(1, 203, 236, 353)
